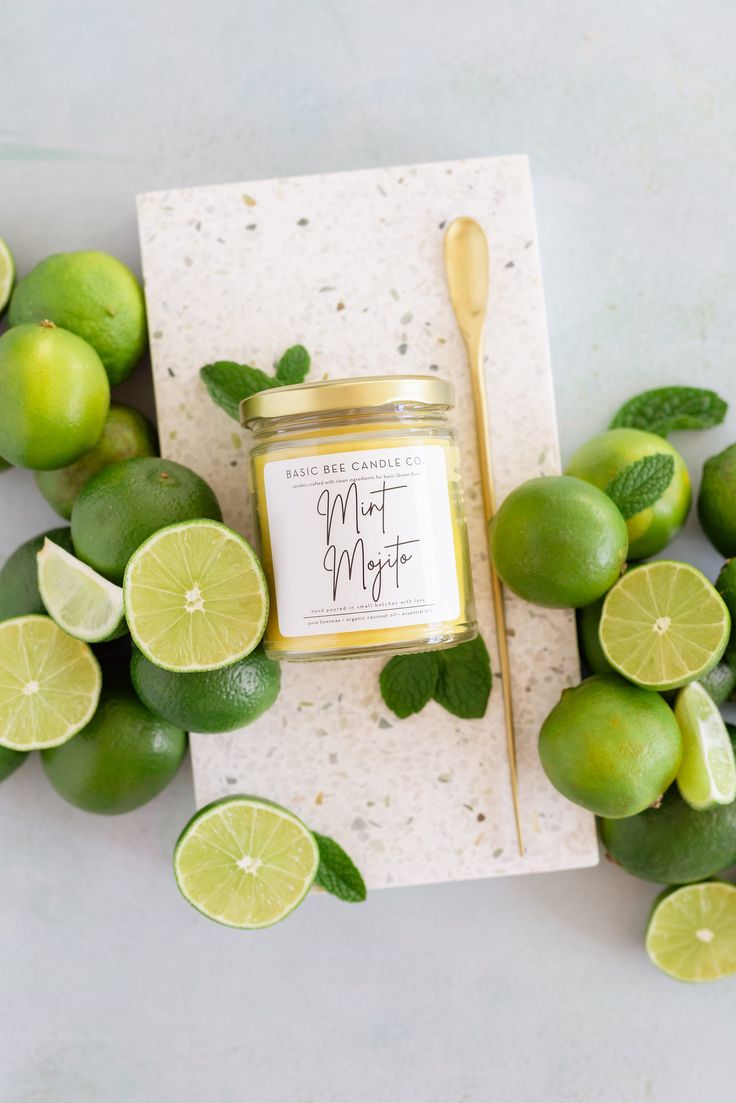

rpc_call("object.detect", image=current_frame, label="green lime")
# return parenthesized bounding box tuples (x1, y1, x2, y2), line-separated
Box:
(715, 557, 736, 625)
(0, 527, 73, 621)
(71, 457, 222, 584)
(698, 444, 736, 557)
(37, 538, 125, 643)
(566, 428, 691, 560)
(601, 782, 736, 884)
(35, 403, 157, 520)
(539, 673, 681, 818)
(674, 681, 736, 810)
(0, 744, 27, 783)
(8, 251, 147, 386)
(698, 659, 736, 706)
(0, 237, 15, 315)
(599, 560, 730, 691)
(124, 520, 268, 673)
(489, 475, 628, 608)
(577, 596, 614, 675)
(174, 796, 319, 928)
(0, 322, 109, 469)
(41, 672, 186, 814)
(131, 645, 280, 732)
(645, 882, 736, 983)
(0, 615, 101, 750)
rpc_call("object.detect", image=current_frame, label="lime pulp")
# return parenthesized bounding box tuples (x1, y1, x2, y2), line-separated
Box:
(675, 681, 736, 810)
(37, 538, 125, 642)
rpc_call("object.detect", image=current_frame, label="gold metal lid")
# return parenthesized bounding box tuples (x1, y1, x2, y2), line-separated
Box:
(240, 374, 454, 426)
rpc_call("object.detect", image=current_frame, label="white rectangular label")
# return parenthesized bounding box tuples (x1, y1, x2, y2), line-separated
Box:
(263, 445, 460, 637)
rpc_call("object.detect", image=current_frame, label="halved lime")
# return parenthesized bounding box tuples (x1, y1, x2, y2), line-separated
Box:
(0, 238, 15, 314)
(123, 520, 268, 672)
(675, 681, 736, 810)
(599, 560, 730, 691)
(646, 882, 736, 982)
(37, 538, 125, 642)
(0, 615, 101, 750)
(174, 796, 320, 928)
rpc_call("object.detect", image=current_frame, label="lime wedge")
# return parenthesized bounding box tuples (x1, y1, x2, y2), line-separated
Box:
(0, 615, 101, 750)
(675, 681, 736, 810)
(646, 882, 736, 982)
(37, 538, 125, 642)
(123, 520, 268, 673)
(174, 797, 319, 928)
(599, 560, 730, 691)
(0, 237, 15, 315)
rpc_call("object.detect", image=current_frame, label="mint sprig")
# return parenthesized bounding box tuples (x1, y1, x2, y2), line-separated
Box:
(313, 831, 366, 902)
(609, 386, 727, 437)
(605, 454, 675, 520)
(200, 344, 311, 421)
(380, 635, 492, 721)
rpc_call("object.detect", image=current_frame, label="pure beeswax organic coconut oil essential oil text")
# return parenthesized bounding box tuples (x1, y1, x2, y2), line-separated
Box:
(240, 375, 477, 661)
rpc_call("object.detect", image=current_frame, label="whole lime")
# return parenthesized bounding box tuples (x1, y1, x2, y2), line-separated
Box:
(35, 403, 158, 519)
(489, 475, 628, 608)
(0, 322, 109, 469)
(130, 645, 280, 732)
(539, 674, 682, 818)
(565, 427, 691, 560)
(600, 782, 736, 884)
(698, 659, 736, 706)
(71, 457, 222, 583)
(0, 744, 27, 783)
(577, 596, 614, 675)
(8, 251, 147, 386)
(41, 674, 187, 814)
(698, 444, 736, 557)
(0, 527, 73, 621)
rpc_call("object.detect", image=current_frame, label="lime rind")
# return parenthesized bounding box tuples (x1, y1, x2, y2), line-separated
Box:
(0, 615, 101, 750)
(645, 882, 736, 983)
(123, 519, 268, 673)
(599, 560, 730, 691)
(0, 237, 15, 314)
(37, 538, 125, 642)
(675, 681, 736, 810)
(173, 796, 319, 929)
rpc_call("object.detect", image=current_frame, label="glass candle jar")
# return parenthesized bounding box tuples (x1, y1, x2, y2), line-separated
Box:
(240, 375, 477, 661)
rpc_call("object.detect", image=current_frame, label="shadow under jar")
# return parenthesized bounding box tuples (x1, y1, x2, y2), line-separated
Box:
(240, 374, 477, 661)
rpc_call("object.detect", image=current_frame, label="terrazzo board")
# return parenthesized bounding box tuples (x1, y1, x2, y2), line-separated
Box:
(136, 155, 598, 888)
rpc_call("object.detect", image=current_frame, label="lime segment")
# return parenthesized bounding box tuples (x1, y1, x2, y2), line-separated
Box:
(174, 797, 319, 928)
(37, 538, 125, 642)
(0, 238, 15, 314)
(675, 681, 736, 810)
(599, 560, 730, 691)
(124, 520, 268, 672)
(646, 882, 736, 983)
(0, 615, 101, 750)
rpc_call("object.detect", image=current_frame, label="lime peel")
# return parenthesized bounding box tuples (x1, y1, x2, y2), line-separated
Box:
(37, 538, 125, 642)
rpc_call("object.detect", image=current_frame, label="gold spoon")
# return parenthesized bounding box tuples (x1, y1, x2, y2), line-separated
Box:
(444, 216, 524, 857)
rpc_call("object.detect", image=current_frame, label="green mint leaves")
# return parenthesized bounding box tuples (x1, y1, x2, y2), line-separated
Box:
(380, 636, 492, 721)
(200, 344, 311, 421)
(605, 453, 675, 520)
(609, 386, 727, 437)
(313, 831, 367, 902)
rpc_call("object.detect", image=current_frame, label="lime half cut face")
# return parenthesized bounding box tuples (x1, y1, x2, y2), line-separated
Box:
(0, 615, 101, 750)
(123, 520, 268, 673)
(646, 882, 736, 983)
(37, 538, 125, 642)
(599, 560, 730, 691)
(0, 237, 15, 314)
(174, 797, 320, 929)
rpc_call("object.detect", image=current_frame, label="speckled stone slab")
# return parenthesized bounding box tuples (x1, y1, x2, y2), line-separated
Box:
(136, 155, 598, 887)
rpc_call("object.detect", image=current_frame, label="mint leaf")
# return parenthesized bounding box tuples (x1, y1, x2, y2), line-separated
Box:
(200, 361, 275, 420)
(610, 387, 727, 437)
(433, 636, 492, 719)
(380, 651, 439, 718)
(605, 453, 675, 520)
(275, 345, 310, 386)
(313, 832, 366, 902)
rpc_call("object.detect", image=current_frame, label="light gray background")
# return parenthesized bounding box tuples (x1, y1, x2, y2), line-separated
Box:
(1, 2, 734, 1100)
